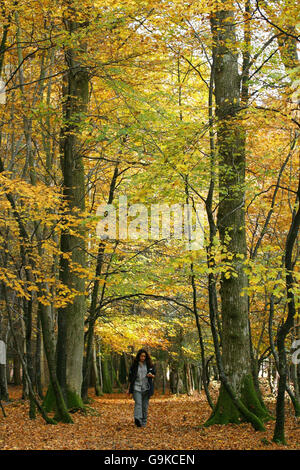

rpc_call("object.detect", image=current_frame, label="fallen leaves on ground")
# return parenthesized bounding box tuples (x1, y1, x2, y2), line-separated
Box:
(0, 386, 299, 450)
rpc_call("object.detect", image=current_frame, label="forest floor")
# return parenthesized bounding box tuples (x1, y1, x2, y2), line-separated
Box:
(0, 384, 299, 450)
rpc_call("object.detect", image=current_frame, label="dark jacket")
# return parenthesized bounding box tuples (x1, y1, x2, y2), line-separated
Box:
(128, 362, 156, 398)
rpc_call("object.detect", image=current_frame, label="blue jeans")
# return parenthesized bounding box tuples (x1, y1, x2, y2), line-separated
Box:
(133, 390, 149, 426)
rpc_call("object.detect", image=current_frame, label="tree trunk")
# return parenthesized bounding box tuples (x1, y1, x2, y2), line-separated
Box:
(0, 311, 9, 401)
(273, 178, 300, 444)
(170, 365, 177, 394)
(162, 362, 167, 395)
(292, 324, 300, 403)
(92, 341, 102, 396)
(40, 300, 73, 423)
(0, 363, 8, 402)
(96, 338, 103, 393)
(118, 353, 128, 386)
(55, 9, 89, 410)
(102, 355, 113, 394)
(206, 5, 269, 427)
(35, 313, 43, 400)
(13, 353, 21, 385)
(272, 18, 300, 445)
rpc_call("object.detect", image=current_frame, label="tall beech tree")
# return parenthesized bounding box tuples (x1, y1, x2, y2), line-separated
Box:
(272, 176, 300, 444)
(205, 3, 270, 427)
(45, 4, 90, 411)
(270, 7, 300, 444)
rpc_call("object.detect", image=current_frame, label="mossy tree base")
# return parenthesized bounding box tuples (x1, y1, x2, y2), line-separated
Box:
(204, 375, 272, 428)
(43, 384, 86, 415)
(273, 435, 287, 446)
(240, 375, 272, 422)
(294, 403, 300, 418)
(94, 385, 103, 397)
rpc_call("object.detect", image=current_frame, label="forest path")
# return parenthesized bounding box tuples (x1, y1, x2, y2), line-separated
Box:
(0, 387, 299, 450)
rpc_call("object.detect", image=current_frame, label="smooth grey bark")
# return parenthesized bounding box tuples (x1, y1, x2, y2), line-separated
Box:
(0, 303, 9, 402)
(0, 363, 8, 402)
(206, 4, 269, 428)
(212, 6, 250, 394)
(273, 178, 300, 444)
(271, 20, 300, 444)
(56, 11, 89, 408)
(39, 298, 73, 423)
(92, 341, 102, 396)
(35, 314, 43, 400)
(13, 351, 22, 385)
(3, 287, 56, 424)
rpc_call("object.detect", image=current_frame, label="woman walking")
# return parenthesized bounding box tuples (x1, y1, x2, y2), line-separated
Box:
(128, 349, 156, 427)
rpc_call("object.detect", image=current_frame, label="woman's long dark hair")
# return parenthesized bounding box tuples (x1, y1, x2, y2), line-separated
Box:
(133, 349, 153, 369)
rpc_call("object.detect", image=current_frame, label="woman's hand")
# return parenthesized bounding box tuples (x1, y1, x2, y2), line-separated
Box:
(147, 373, 155, 378)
